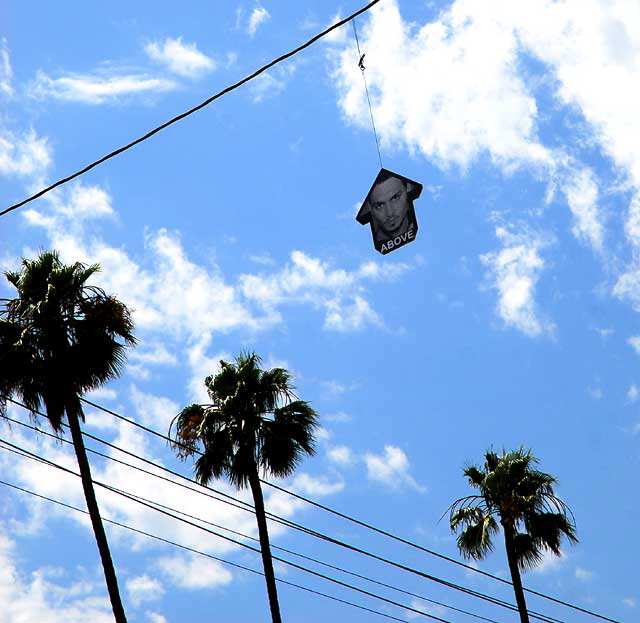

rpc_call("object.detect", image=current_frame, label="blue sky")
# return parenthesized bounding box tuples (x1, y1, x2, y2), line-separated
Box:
(1, 1, 639, 621)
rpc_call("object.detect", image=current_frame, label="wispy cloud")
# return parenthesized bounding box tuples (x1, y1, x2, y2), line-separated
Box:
(144, 37, 216, 79)
(0, 128, 51, 179)
(1, 38, 13, 97)
(364, 445, 425, 492)
(480, 226, 554, 338)
(28, 68, 176, 104)
(247, 6, 271, 36)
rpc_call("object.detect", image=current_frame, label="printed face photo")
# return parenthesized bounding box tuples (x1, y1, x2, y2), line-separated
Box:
(369, 175, 412, 240)
(356, 168, 422, 255)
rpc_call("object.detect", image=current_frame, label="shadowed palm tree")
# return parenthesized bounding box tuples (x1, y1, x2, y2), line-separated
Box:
(0, 251, 135, 623)
(447, 447, 577, 623)
(171, 352, 318, 623)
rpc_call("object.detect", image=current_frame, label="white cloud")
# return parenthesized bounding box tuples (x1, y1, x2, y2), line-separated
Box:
(329, 1, 553, 172)
(364, 445, 425, 492)
(628, 384, 638, 402)
(145, 37, 216, 79)
(249, 64, 295, 103)
(145, 613, 168, 623)
(129, 386, 179, 430)
(324, 411, 352, 423)
(240, 251, 411, 332)
(480, 226, 554, 337)
(562, 166, 603, 252)
(532, 548, 566, 573)
(0, 531, 114, 622)
(407, 597, 448, 621)
(126, 575, 164, 606)
(0, 128, 51, 179)
(575, 567, 594, 581)
(623, 597, 637, 608)
(327, 445, 353, 466)
(292, 472, 344, 497)
(247, 7, 271, 36)
(628, 336, 640, 354)
(1, 38, 13, 97)
(328, 0, 634, 256)
(156, 554, 233, 590)
(29, 69, 176, 104)
(129, 342, 178, 367)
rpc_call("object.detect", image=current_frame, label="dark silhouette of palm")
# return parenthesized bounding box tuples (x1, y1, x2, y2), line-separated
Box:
(172, 352, 318, 623)
(448, 447, 577, 623)
(0, 251, 135, 623)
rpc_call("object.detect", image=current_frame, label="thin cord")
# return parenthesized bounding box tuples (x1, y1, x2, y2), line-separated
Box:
(352, 18, 383, 169)
(0, 439, 460, 623)
(0, 0, 382, 219)
(0, 404, 568, 623)
(0, 477, 418, 623)
(74, 396, 620, 623)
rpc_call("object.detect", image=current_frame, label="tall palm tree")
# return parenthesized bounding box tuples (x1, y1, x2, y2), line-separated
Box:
(0, 251, 135, 623)
(447, 447, 577, 623)
(171, 352, 318, 623)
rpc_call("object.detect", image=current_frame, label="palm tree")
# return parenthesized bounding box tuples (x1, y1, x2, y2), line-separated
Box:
(447, 447, 577, 623)
(0, 251, 135, 623)
(171, 352, 318, 623)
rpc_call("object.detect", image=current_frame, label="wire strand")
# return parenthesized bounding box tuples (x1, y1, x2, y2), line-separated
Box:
(0, 402, 568, 623)
(73, 396, 619, 623)
(352, 18, 383, 169)
(0, 0, 382, 219)
(0, 477, 419, 623)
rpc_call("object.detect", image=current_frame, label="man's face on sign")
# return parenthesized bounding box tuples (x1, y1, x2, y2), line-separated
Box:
(369, 176, 411, 239)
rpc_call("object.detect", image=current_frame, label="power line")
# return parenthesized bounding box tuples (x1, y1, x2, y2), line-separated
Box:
(2, 427, 497, 623)
(0, 408, 567, 623)
(0, 438, 463, 623)
(0, 0, 382, 219)
(77, 396, 620, 623)
(0, 477, 420, 623)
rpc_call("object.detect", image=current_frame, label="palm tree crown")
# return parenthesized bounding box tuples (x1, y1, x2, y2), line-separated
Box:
(172, 351, 318, 623)
(0, 250, 135, 426)
(172, 351, 318, 487)
(449, 447, 577, 570)
(448, 447, 577, 623)
(0, 250, 135, 623)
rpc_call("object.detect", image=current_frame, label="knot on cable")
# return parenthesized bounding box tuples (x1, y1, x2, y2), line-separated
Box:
(358, 53, 366, 71)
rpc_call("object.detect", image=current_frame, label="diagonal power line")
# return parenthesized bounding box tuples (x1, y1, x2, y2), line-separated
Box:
(77, 396, 621, 623)
(1, 398, 581, 623)
(0, 0, 382, 219)
(1, 400, 568, 623)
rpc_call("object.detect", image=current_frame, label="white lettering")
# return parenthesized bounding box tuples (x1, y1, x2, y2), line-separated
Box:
(408, 228, 415, 239)
(381, 242, 389, 252)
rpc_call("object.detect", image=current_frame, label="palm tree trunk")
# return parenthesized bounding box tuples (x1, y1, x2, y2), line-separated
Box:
(248, 468, 283, 623)
(503, 526, 530, 623)
(67, 397, 127, 623)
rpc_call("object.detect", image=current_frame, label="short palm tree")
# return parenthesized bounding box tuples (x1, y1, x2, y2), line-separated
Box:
(0, 251, 135, 623)
(447, 447, 577, 623)
(171, 352, 318, 623)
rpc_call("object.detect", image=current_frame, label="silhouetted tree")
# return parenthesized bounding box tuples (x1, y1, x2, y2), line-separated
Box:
(0, 251, 135, 623)
(448, 447, 577, 623)
(172, 352, 318, 623)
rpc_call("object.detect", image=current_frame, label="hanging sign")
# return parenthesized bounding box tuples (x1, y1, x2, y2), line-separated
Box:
(356, 168, 423, 255)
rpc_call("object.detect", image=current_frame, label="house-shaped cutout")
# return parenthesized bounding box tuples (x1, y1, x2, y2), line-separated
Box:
(356, 168, 423, 255)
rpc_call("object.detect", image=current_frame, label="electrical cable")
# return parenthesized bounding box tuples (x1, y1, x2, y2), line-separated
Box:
(0, 0, 382, 219)
(0, 437, 462, 623)
(77, 396, 619, 623)
(0, 477, 421, 623)
(0, 411, 568, 623)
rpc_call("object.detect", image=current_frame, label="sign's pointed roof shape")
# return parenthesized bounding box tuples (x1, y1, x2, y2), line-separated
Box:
(356, 168, 423, 225)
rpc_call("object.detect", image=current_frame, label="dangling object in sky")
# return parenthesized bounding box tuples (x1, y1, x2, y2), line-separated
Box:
(356, 169, 423, 255)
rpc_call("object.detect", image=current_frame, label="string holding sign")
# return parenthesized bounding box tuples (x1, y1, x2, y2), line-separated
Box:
(351, 20, 424, 255)
(352, 19, 383, 170)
